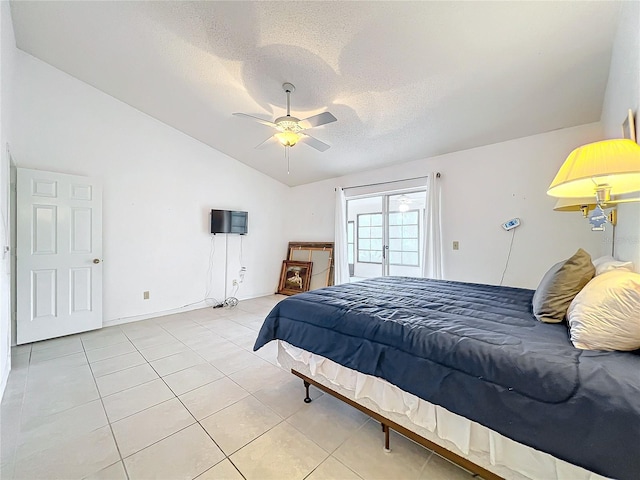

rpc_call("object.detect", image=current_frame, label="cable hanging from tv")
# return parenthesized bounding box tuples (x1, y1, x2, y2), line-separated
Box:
(209, 211, 248, 309)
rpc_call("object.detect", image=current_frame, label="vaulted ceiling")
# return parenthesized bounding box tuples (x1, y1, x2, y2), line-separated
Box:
(10, 1, 621, 186)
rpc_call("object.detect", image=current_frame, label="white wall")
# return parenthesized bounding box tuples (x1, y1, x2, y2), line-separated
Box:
(287, 123, 606, 290)
(0, 0, 17, 398)
(10, 50, 290, 330)
(601, 0, 640, 272)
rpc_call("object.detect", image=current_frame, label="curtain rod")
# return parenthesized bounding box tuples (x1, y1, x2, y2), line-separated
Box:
(337, 173, 440, 191)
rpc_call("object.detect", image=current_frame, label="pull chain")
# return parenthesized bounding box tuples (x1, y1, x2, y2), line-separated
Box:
(286, 146, 290, 174)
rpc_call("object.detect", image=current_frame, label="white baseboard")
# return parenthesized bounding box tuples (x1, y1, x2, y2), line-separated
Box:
(103, 292, 275, 328)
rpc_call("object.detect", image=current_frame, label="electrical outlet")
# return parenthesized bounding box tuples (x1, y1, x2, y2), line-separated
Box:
(453, 241, 459, 250)
(232, 279, 238, 286)
(143, 291, 150, 300)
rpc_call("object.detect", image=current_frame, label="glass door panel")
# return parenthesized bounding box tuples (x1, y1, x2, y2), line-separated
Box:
(346, 196, 384, 281)
(388, 192, 425, 277)
(346, 190, 425, 281)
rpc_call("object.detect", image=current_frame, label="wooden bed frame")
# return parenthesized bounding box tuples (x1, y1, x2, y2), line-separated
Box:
(291, 369, 502, 480)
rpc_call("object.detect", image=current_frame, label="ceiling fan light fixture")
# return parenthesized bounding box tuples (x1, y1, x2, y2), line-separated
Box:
(397, 195, 412, 212)
(275, 131, 300, 147)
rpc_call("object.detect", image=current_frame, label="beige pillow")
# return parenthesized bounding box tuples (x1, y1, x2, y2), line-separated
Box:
(568, 270, 640, 351)
(532, 249, 595, 323)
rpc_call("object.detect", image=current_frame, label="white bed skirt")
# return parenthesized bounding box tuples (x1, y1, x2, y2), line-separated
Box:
(278, 341, 608, 480)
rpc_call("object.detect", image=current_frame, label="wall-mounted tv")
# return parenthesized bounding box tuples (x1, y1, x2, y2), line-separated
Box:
(211, 209, 248, 235)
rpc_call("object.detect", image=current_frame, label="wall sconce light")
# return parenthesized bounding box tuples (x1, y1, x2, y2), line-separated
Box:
(548, 139, 640, 229)
(553, 197, 596, 218)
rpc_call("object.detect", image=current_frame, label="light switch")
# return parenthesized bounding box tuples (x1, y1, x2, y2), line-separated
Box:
(453, 241, 459, 250)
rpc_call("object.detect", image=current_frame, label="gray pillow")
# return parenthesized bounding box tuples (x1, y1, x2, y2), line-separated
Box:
(532, 248, 595, 323)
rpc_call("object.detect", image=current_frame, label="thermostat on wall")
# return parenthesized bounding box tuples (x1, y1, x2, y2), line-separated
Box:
(502, 218, 521, 231)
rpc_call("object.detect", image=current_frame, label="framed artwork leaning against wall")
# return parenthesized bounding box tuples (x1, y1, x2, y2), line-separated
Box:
(277, 260, 313, 295)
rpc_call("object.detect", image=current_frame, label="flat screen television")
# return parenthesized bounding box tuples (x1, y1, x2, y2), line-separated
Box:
(210, 209, 248, 235)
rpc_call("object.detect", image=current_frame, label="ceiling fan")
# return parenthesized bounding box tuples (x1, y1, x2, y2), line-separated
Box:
(233, 83, 337, 153)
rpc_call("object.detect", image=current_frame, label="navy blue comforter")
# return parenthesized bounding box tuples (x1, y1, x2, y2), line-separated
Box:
(254, 277, 640, 480)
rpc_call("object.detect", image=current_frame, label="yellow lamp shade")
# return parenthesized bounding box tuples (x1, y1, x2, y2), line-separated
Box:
(275, 131, 300, 147)
(547, 139, 640, 198)
(553, 197, 596, 212)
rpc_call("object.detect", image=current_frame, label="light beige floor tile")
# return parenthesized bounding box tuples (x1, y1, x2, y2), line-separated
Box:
(170, 325, 211, 342)
(96, 363, 159, 397)
(1, 372, 27, 403)
(0, 461, 15, 480)
(10, 352, 30, 370)
(154, 314, 199, 327)
(196, 459, 243, 479)
(228, 361, 290, 393)
(30, 343, 84, 363)
(162, 363, 224, 396)
(139, 341, 190, 362)
(209, 349, 267, 375)
(102, 378, 175, 422)
(180, 333, 227, 351)
(81, 329, 130, 351)
(28, 351, 88, 371)
(238, 318, 265, 332)
(253, 378, 323, 419)
(83, 461, 128, 480)
(230, 422, 328, 480)
(17, 399, 108, 460)
(11, 344, 32, 355)
(31, 335, 83, 353)
(86, 341, 136, 363)
(179, 377, 249, 420)
(419, 452, 474, 479)
(91, 352, 147, 377)
(112, 398, 195, 457)
(253, 340, 279, 365)
(333, 420, 430, 480)
(120, 321, 166, 340)
(202, 319, 244, 335)
(26, 361, 94, 387)
(195, 341, 243, 363)
(14, 425, 119, 480)
(22, 366, 99, 420)
(228, 333, 258, 350)
(307, 456, 363, 480)
(150, 350, 206, 376)
(129, 332, 176, 350)
(286, 394, 369, 453)
(1, 403, 21, 467)
(217, 323, 256, 341)
(124, 424, 224, 480)
(200, 395, 282, 455)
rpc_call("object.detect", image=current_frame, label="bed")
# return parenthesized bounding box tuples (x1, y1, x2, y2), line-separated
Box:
(253, 276, 640, 480)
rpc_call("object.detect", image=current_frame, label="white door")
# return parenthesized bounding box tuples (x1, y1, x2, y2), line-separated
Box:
(16, 168, 102, 344)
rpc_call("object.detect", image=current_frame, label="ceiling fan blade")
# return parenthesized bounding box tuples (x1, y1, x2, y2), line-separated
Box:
(299, 133, 331, 152)
(298, 112, 337, 129)
(233, 112, 278, 129)
(255, 135, 277, 150)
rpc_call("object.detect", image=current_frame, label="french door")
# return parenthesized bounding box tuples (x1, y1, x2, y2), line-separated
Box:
(346, 190, 425, 281)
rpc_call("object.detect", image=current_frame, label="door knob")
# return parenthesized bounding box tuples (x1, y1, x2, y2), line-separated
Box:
(93, 259, 101, 264)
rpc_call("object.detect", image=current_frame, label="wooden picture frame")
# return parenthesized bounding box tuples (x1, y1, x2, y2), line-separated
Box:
(287, 242, 334, 289)
(277, 260, 313, 296)
(622, 109, 636, 143)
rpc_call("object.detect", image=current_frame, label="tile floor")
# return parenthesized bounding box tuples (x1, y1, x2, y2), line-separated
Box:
(0, 295, 475, 480)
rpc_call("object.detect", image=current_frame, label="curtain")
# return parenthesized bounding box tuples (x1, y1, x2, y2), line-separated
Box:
(334, 187, 350, 284)
(422, 173, 443, 279)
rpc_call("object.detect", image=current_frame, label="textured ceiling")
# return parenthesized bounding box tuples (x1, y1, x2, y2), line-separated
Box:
(10, 1, 620, 186)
